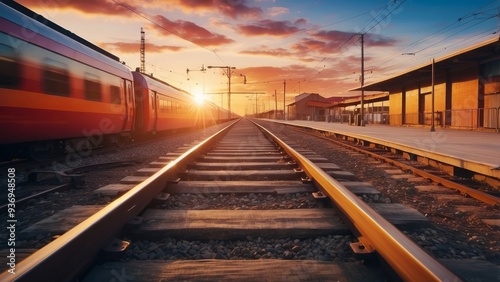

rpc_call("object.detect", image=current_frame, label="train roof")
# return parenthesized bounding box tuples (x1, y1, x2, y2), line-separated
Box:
(133, 71, 193, 96)
(1, 0, 120, 61)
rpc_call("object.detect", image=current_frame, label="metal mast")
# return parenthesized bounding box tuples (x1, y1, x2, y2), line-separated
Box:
(140, 27, 145, 73)
(360, 33, 365, 126)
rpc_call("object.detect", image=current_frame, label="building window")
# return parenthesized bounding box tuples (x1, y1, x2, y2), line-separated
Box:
(481, 60, 500, 95)
(481, 60, 500, 78)
(42, 58, 69, 96)
(85, 73, 101, 101)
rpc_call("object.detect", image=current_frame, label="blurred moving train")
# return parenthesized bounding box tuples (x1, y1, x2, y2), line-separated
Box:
(0, 1, 233, 160)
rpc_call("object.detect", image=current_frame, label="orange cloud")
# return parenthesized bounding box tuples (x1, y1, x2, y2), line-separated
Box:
(16, 0, 132, 15)
(151, 15, 234, 47)
(310, 30, 355, 46)
(176, 0, 262, 19)
(312, 30, 398, 48)
(240, 46, 294, 57)
(238, 19, 301, 36)
(100, 42, 184, 53)
(292, 38, 329, 53)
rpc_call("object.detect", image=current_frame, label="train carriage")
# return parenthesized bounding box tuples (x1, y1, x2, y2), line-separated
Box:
(0, 2, 134, 158)
(0, 2, 232, 160)
(132, 71, 220, 135)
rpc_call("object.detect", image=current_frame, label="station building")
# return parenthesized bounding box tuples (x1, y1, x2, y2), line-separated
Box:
(350, 36, 500, 131)
(286, 93, 334, 121)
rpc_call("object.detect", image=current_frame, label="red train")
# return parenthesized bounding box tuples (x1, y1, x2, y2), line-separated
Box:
(0, 2, 232, 160)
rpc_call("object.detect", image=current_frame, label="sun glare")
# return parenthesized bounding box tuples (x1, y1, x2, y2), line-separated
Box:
(193, 88, 204, 105)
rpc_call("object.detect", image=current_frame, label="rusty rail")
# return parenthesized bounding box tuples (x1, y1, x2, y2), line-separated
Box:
(0, 120, 238, 282)
(252, 120, 462, 282)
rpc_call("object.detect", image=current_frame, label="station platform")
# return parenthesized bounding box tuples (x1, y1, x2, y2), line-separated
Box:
(262, 119, 500, 182)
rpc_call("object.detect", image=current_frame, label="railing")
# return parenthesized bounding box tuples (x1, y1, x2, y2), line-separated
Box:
(284, 108, 499, 130)
(387, 107, 499, 130)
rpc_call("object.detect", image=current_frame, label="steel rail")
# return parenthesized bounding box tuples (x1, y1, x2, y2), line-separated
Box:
(292, 126, 500, 207)
(252, 120, 462, 282)
(0, 119, 238, 282)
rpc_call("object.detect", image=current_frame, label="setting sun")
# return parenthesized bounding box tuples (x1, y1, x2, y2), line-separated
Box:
(12, 0, 498, 116)
(193, 87, 205, 105)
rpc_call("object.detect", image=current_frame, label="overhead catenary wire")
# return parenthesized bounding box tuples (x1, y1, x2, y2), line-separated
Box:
(111, 0, 231, 88)
(290, 0, 407, 93)
(241, 2, 401, 89)
(364, 1, 499, 82)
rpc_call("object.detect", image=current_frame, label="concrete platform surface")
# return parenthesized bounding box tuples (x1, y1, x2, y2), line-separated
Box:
(266, 119, 500, 179)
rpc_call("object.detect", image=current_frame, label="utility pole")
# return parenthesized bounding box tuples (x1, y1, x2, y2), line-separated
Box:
(430, 58, 435, 132)
(255, 94, 258, 116)
(140, 27, 145, 73)
(207, 66, 235, 119)
(274, 90, 277, 119)
(283, 80, 286, 120)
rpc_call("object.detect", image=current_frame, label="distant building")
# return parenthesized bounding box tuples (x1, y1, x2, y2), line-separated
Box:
(350, 36, 500, 131)
(326, 93, 389, 124)
(287, 93, 332, 121)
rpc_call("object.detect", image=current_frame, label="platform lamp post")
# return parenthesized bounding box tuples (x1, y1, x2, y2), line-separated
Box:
(430, 58, 436, 132)
(402, 53, 436, 132)
(283, 80, 286, 120)
(207, 66, 235, 119)
(360, 33, 365, 126)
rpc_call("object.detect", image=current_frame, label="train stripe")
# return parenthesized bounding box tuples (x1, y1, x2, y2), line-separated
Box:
(0, 89, 126, 114)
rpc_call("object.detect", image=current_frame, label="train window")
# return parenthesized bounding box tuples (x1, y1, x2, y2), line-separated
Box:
(0, 44, 21, 88)
(159, 100, 164, 112)
(42, 58, 69, 96)
(151, 91, 156, 110)
(110, 85, 121, 104)
(127, 81, 133, 104)
(85, 73, 101, 101)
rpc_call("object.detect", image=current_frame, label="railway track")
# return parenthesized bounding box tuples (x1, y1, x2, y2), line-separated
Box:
(278, 122, 500, 206)
(0, 126, 214, 214)
(1, 118, 471, 281)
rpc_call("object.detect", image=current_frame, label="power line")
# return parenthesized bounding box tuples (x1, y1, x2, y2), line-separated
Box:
(292, 0, 407, 92)
(364, 2, 499, 83)
(111, 0, 217, 54)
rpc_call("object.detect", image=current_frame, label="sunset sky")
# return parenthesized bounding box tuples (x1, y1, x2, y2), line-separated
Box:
(15, 0, 500, 115)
